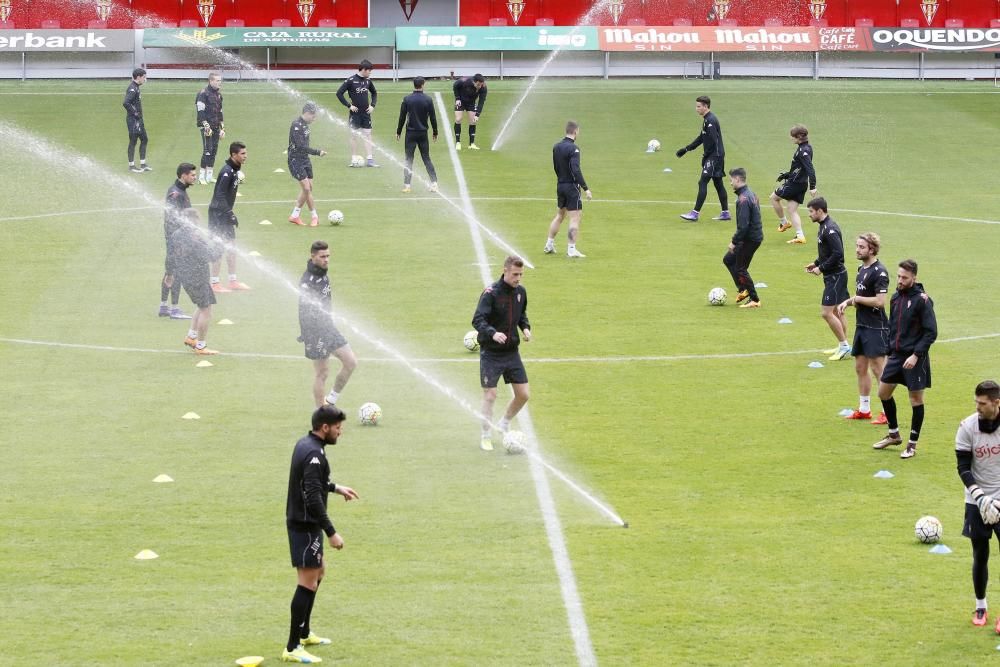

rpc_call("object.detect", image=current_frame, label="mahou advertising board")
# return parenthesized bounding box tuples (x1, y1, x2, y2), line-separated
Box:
(598, 26, 872, 52)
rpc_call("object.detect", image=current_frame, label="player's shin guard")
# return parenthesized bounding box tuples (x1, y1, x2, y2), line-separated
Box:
(910, 404, 925, 442)
(881, 397, 898, 430)
(288, 585, 315, 652)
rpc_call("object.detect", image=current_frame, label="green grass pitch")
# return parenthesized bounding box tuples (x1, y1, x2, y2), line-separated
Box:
(1, 77, 999, 665)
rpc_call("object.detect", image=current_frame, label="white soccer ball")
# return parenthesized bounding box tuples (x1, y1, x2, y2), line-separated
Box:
(236, 170, 246, 183)
(503, 430, 526, 455)
(328, 210, 344, 226)
(463, 330, 479, 352)
(350, 154, 365, 167)
(708, 287, 727, 306)
(647, 139, 661, 152)
(915, 515, 942, 544)
(358, 402, 382, 426)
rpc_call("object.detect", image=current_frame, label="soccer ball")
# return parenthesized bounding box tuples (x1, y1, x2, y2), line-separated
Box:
(503, 430, 526, 455)
(328, 210, 344, 226)
(463, 330, 479, 352)
(914, 515, 942, 544)
(350, 154, 365, 168)
(708, 287, 727, 306)
(236, 170, 246, 183)
(358, 402, 381, 426)
(647, 139, 661, 152)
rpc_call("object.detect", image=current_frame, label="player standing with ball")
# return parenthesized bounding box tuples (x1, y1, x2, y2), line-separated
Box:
(472, 256, 531, 451)
(955, 381, 1000, 629)
(722, 168, 763, 309)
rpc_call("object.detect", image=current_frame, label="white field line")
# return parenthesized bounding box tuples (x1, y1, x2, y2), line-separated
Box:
(435, 91, 598, 667)
(3, 197, 999, 227)
(1, 332, 997, 363)
(3, 89, 1000, 97)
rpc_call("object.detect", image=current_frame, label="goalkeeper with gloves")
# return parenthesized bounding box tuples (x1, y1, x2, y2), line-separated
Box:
(675, 95, 728, 222)
(956, 380, 1000, 630)
(195, 72, 225, 185)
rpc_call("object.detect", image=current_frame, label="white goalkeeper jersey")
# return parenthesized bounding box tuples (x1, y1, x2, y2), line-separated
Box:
(957, 413, 1000, 502)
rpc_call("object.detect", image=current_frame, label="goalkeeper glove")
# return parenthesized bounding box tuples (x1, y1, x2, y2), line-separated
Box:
(972, 487, 1000, 525)
(675, 148, 687, 158)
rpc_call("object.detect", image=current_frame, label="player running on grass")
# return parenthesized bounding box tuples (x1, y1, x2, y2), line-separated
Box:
(836, 233, 890, 423)
(771, 124, 816, 245)
(452, 74, 487, 151)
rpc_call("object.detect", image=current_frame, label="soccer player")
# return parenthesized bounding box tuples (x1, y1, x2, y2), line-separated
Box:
(872, 259, 938, 459)
(836, 233, 890, 422)
(722, 167, 763, 309)
(158, 163, 197, 320)
(472, 255, 532, 451)
(207, 141, 249, 292)
(544, 120, 593, 258)
(803, 197, 850, 360)
(452, 73, 487, 151)
(282, 404, 359, 664)
(299, 241, 358, 408)
(164, 209, 224, 355)
(123, 67, 151, 173)
(336, 59, 378, 167)
(287, 103, 328, 227)
(396, 77, 438, 193)
(195, 72, 225, 185)
(676, 95, 729, 222)
(771, 124, 816, 245)
(955, 380, 1000, 629)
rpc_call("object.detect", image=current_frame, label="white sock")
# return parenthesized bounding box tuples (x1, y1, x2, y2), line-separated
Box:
(187, 329, 198, 338)
(291, 206, 301, 217)
(545, 238, 554, 246)
(199, 168, 206, 179)
(229, 274, 238, 282)
(568, 244, 576, 251)
(210, 276, 220, 284)
(367, 154, 373, 160)
(309, 209, 317, 217)
(978, 598, 987, 609)
(207, 169, 213, 179)
(840, 340, 849, 347)
(196, 341, 206, 350)
(325, 390, 339, 405)
(498, 417, 510, 432)
(860, 396, 871, 413)
(161, 300, 168, 307)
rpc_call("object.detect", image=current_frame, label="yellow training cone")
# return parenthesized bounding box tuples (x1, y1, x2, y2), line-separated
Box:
(218, 319, 233, 325)
(134, 549, 158, 560)
(152, 474, 174, 483)
(182, 412, 200, 420)
(196, 360, 214, 368)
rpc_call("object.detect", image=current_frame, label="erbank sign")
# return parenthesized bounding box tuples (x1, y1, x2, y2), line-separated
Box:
(0, 30, 134, 52)
(870, 27, 1000, 52)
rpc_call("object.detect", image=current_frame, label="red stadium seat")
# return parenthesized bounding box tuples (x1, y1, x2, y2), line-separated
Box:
(764, 18, 783, 27)
(318, 19, 338, 27)
(488, 18, 508, 27)
(0, 20, 14, 29)
(673, 18, 692, 27)
(992, 19, 1000, 29)
(719, 19, 738, 27)
(87, 20, 108, 29)
(226, 19, 245, 27)
(900, 18, 919, 27)
(535, 18, 554, 26)
(40, 19, 61, 29)
(809, 18, 828, 27)
(272, 19, 292, 27)
(626, 18, 646, 26)
(854, 18, 874, 27)
(179, 19, 199, 28)
(944, 19, 964, 28)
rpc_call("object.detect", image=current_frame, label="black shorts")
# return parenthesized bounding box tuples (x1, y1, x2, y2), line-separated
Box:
(289, 159, 313, 181)
(480, 349, 528, 388)
(455, 98, 476, 114)
(556, 183, 582, 211)
(302, 325, 349, 360)
(180, 274, 216, 309)
(288, 529, 325, 568)
(126, 118, 145, 136)
(774, 181, 808, 204)
(208, 218, 236, 242)
(963, 503, 1000, 541)
(822, 270, 849, 306)
(852, 327, 889, 358)
(701, 156, 725, 179)
(348, 111, 372, 130)
(880, 353, 931, 391)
